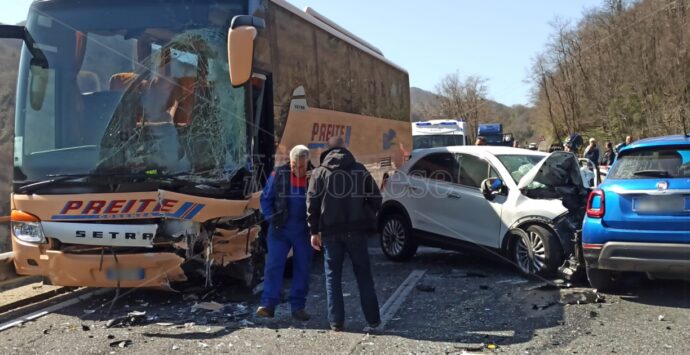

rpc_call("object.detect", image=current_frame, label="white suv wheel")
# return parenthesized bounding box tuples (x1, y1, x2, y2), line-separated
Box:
(513, 225, 563, 276)
(380, 213, 418, 261)
(516, 231, 546, 273)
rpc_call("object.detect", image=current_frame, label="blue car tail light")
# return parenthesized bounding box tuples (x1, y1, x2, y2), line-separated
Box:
(587, 189, 605, 218)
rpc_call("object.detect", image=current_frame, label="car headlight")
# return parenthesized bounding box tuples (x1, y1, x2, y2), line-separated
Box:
(11, 210, 46, 244)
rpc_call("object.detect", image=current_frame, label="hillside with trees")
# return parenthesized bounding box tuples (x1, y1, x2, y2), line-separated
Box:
(530, 0, 690, 144)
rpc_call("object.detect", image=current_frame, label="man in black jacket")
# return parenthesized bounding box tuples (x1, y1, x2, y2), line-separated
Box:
(307, 147, 382, 332)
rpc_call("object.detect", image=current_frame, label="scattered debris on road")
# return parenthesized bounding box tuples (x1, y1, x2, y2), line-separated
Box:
(658, 315, 666, 321)
(239, 319, 255, 327)
(106, 311, 148, 328)
(415, 284, 435, 292)
(456, 344, 485, 352)
(528, 281, 572, 291)
(464, 272, 488, 278)
(192, 301, 225, 312)
(532, 302, 558, 311)
(561, 290, 606, 305)
(182, 294, 198, 301)
(528, 283, 560, 291)
(109, 339, 133, 348)
(495, 278, 528, 285)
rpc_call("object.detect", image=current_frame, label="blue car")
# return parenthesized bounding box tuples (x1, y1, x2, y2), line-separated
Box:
(582, 135, 690, 291)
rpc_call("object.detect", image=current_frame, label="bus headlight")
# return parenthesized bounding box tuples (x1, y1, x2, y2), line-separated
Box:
(11, 210, 46, 244)
(12, 221, 46, 243)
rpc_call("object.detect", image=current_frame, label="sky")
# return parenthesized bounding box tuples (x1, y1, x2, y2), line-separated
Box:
(2, 0, 602, 106)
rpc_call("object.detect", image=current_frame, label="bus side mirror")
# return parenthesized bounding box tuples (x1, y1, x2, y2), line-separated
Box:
(0, 26, 50, 109)
(227, 16, 265, 87)
(0, 25, 25, 40)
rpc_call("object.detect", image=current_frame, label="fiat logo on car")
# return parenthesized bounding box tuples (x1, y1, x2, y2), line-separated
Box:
(656, 181, 669, 191)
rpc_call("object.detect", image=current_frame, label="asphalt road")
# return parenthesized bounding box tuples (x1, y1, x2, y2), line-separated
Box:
(2, 241, 690, 354)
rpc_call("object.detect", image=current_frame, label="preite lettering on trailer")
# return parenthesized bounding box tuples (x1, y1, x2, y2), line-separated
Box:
(308, 123, 352, 149)
(52, 199, 206, 220)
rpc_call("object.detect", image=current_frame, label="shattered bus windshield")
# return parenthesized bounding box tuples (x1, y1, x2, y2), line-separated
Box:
(14, 0, 249, 184)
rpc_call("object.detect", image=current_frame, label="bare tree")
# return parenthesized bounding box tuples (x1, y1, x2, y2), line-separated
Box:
(435, 72, 488, 140)
(530, 0, 690, 144)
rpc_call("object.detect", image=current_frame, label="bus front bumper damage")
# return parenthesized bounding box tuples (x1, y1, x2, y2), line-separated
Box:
(12, 236, 187, 289)
(10, 190, 264, 289)
(11, 227, 261, 289)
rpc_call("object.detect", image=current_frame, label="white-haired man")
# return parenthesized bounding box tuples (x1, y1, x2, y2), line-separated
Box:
(257, 145, 313, 321)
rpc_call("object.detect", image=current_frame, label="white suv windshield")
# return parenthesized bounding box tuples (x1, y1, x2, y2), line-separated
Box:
(496, 154, 546, 183)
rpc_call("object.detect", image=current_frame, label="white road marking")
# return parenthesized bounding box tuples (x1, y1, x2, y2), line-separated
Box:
(378, 269, 427, 330)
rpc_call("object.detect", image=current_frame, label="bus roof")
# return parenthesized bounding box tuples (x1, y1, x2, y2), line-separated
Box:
(271, 0, 407, 73)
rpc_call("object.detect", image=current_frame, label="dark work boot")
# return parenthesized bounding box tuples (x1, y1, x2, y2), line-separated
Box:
(292, 309, 311, 321)
(256, 306, 275, 318)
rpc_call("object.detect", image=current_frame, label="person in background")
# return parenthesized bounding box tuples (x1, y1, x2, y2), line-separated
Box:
(513, 140, 520, 148)
(564, 133, 583, 154)
(307, 146, 382, 332)
(563, 142, 574, 153)
(475, 136, 487, 145)
(320, 136, 345, 163)
(584, 138, 600, 168)
(583, 138, 600, 185)
(615, 135, 633, 155)
(602, 141, 615, 166)
(256, 145, 313, 322)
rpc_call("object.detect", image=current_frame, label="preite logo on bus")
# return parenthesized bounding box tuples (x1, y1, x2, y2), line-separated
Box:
(51, 199, 206, 221)
(308, 123, 352, 149)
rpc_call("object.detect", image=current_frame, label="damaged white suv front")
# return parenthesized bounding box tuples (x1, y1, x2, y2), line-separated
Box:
(378, 146, 589, 278)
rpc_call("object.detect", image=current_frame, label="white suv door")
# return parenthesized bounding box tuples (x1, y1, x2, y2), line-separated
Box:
(440, 153, 505, 248)
(401, 152, 460, 237)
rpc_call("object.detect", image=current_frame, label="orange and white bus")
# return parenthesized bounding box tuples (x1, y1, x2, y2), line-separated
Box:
(0, 0, 410, 289)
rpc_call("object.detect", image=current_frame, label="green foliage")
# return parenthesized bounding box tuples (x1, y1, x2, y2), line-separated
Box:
(531, 0, 690, 142)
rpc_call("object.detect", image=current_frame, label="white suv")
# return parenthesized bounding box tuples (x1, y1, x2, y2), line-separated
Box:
(378, 146, 589, 276)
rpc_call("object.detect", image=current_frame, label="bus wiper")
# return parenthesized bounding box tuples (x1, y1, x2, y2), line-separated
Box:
(17, 172, 223, 194)
(16, 174, 89, 193)
(633, 170, 671, 178)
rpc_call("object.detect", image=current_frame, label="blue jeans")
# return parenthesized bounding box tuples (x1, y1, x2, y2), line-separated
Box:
(260, 226, 313, 312)
(322, 232, 380, 327)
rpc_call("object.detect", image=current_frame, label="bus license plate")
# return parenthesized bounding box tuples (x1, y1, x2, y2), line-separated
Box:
(633, 195, 686, 213)
(107, 268, 145, 281)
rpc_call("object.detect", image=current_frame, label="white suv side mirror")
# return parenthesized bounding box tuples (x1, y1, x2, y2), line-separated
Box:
(481, 178, 505, 201)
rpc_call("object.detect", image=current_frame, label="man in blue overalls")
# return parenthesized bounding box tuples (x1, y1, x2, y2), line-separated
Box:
(256, 145, 313, 321)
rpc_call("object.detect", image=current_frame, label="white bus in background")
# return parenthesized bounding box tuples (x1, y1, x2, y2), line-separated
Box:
(412, 119, 470, 150)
